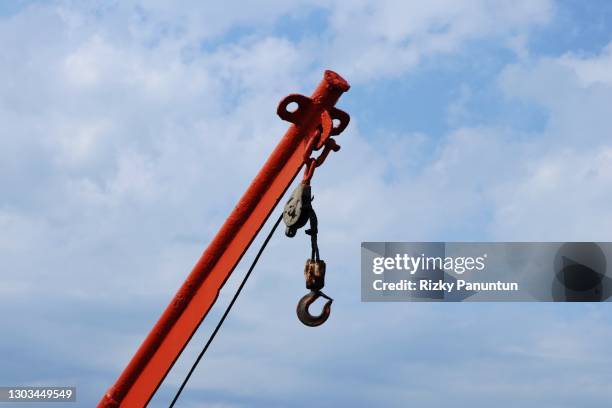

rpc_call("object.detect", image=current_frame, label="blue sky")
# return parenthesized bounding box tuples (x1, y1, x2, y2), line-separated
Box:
(2, 1, 612, 407)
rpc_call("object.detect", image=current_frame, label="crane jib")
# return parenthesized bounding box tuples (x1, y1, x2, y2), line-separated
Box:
(98, 70, 350, 407)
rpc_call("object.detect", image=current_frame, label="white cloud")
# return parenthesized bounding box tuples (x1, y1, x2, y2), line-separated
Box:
(0, 0, 556, 299)
(322, 0, 553, 81)
(4, 1, 612, 407)
(493, 42, 612, 239)
(560, 42, 612, 86)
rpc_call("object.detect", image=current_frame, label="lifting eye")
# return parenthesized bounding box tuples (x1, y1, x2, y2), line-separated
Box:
(277, 94, 312, 125)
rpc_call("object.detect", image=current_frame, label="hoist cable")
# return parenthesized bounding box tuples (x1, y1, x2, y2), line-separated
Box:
(169, 213, 283, 407)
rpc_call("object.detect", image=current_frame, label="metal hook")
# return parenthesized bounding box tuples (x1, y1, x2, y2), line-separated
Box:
(296, 290, 333, 327)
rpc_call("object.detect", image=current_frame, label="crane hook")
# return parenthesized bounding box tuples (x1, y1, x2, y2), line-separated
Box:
(296, 290, 333, 327)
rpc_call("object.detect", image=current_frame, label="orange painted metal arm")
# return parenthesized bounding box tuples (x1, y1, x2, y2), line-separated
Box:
(99, 71, 350, 407)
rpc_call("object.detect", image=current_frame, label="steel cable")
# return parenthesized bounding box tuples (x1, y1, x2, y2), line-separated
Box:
(169, 213, 283, 407)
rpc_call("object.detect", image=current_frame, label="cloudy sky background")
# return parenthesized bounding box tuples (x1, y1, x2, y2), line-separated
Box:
(2, 0, 612, 406)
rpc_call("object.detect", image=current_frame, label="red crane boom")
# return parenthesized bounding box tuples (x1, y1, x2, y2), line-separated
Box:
(99, 70, 350, 407)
